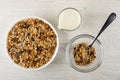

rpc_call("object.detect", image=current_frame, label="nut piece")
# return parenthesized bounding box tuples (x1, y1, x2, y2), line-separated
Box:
(7, 18, 57, 69)
(73, 42, 96, 66)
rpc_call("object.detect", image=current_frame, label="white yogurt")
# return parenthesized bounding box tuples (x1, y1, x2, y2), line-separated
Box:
(58, 8, 81, 30)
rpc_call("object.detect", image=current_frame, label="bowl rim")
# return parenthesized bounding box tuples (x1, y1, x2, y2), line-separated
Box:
(66, 34, 103, 73)
(6, 17, 59, 70)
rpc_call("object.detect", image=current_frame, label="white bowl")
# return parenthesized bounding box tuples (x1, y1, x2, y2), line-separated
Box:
(6, 17, 59, 70)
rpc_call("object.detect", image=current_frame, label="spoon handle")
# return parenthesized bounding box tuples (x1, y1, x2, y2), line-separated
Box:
(90, 13, 116, 47)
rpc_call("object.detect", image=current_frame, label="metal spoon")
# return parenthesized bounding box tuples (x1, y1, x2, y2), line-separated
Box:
(87, 13, 116, 49)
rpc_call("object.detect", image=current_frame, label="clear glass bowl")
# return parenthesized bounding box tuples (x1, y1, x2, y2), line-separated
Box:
(66, 34, 103, 72)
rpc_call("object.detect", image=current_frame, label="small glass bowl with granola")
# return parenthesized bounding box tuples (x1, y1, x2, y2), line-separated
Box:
(66, 34, 103, 72)
(6, 17, 59, 70)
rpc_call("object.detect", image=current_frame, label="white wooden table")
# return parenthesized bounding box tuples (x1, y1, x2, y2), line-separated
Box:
(0, 0, 120, 80)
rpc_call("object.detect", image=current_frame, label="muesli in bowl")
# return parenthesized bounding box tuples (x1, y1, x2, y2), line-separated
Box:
(66, 34, 103, 72)
(6, 17, 59, 70)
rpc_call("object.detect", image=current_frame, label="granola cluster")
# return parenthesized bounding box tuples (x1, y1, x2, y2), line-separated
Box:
(7, 18, 57, 68)
(73, 42, 96, 66)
